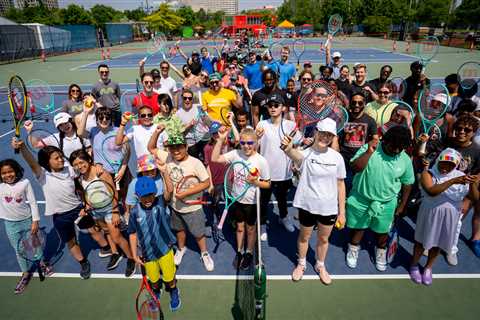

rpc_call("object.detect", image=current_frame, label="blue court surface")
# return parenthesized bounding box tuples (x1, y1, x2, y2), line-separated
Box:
(77, 47, 416, 71)
(1, 79, 479, 281)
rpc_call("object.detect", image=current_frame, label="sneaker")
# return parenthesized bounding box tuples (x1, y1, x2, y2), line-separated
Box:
(423, 249, 429, 257)
(422, 268, 433, 286)
(240, 252, 253, 270)
(107, 253, 123, 271)
(346, 244, 360, 269)
(174, 247, 187, 266)
(40, 262, 54, 277)
(314, 261, 332, 285)
(233, 251, 243, 269)
(80, 260, 91, 279)
(201, 252, 215, 272)
(446, 252, 458, 266)
(375, 247, 387, 272)
(260, 232, 268, 242)
(169, 287, 181, 312)
(409, 266, 422, 284)
(471, 240, 480, 258)
(291, 264, 305, 282)
(125, 259, 136, 277)
(280, 216, 295, 232)
(98, 246, 112, 258)
(14, 273, 32, 294)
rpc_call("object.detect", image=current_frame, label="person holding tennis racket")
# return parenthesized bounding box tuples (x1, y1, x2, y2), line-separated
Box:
(365, 83, 398, 127)
(409, 148, 479, 285)
(345, 126, 414, 272)
(148, 132, 215, 271)
(0, 159, 41, 294)
(69, 150, 136, 277)
(404, 61, 431, 109)
(211, 127, 271, 270)
(280, 118, 346, 284)
(132, 73, 161, 115)
(128, 176, 181, 311)
(91, 64, 122, 127)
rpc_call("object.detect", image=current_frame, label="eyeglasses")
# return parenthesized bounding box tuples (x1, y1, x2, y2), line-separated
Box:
(268, 103, 281, 108)
(210, 81, 219, 85)
(455, 126, 473, 133)
(161, 67, 169, 70)
(143, 81, 153, 85)
(315, 93, 329, 98)
(239, 140, 255, 145)
(200, 74, 208, 77)
(351, 101, 364, 106)
(139, 113, 153, 118)
(183, 96, 193, 101)
(97, 115, 111, 121)
(301, 78, 312, 81)
(378, 90, 390, 95)
(99, 71, 109, 74)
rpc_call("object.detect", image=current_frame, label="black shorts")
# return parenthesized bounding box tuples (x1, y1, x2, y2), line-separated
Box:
(298, 209, 336, 227)
(53, 205, 83, 243)
(230, 202, 257, 226)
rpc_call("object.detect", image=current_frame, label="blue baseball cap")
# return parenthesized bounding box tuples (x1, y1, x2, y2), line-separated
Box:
(135, 176, 157, 197)
(209, 121, 222, 134)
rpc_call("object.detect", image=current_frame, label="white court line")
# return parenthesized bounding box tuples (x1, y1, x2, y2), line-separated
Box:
(70, 53, 136, 71)
(0, 106, 63, 139)
(1, 272, 479, 280)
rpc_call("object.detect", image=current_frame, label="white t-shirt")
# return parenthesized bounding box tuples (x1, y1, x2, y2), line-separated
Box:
(43, 133, 91, 159)
(223, 150, 270, 204)
(126, 124, 167, 157)
(0, 179, 40, 222)
(293, 147, 346, 215)
(158, 76, 178, 98)
(257, 119, 301, 181)
(36, 165, 82, 216)
(176, 106, 209, 146)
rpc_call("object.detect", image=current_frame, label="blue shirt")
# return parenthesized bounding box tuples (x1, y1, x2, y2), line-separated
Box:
(242, 62, 263, 90)
(276, 61, 296, 89)
(201, 56, 217, 74)
(126, 175, 164, 206)
(127, 199, 176, 262)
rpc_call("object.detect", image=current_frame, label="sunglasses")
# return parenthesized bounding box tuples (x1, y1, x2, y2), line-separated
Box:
(161, 67, 169, 70)
(99, 71, 109, 74)
(70, 89, 80, 93)
(455, 126, 473, 133)
(200, 74, 208, 77)
(239, 140, 255, 146)
(378, 90, 390, 95)
(315, 93, 329, 98)
(210, 81, 219, 85)
(351, 101, 364, 106)
(301, 78, 312, 81)
(183, 96, 193, 101)
(143, 81, 153, 85)
(268, 103, 282, 108)
(97, 115, 111, 121)
(139, 113, 153, 118)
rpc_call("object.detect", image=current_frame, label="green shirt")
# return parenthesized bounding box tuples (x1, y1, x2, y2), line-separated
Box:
(350, 143, 414, 202)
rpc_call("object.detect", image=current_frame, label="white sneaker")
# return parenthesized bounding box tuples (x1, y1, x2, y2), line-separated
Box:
(423, 249, 429, 257)
(375, 247, 387, 272)
(446, 252, 458, 266)
(201, 252, 214, 272)
(346, 244, 360, 268)
(280, 217, 295, 232)
(174, 247, 187, 266)
(260, 232, 268, 241)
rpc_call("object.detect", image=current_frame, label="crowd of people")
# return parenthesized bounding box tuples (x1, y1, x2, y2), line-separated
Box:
(1, 37, 480, 313)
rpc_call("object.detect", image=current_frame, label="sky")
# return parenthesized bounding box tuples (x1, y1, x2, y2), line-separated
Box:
(58, 0, 284, 11)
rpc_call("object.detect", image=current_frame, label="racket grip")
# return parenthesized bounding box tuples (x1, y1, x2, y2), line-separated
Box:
(217, 209, 228, 230)
(280, 129, 297, 150)
(115, 173, 120, 191)
(418, 141, 427, 156)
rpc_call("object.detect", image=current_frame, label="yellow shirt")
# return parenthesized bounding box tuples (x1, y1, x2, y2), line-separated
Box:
(201, 88, 236, 125)
(365, 100, 397, 127)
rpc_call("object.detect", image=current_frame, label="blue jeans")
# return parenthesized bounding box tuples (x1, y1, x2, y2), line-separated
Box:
(4, 218, 33, 272)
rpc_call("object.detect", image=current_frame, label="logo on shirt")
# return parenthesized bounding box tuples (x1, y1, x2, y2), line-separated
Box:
(310, 159, 336, 167)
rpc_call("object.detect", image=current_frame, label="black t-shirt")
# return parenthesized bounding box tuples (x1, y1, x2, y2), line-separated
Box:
(335, 79, 353, 100)
(189, 60, 202, 75)
(283, 89, 298, 112)
(252, 87, 286, 120)
(351, 81, 375, 103)
(404, 75, 430, 108)
(449, 141, 480, 174)
(368, 78, 391, 93)
(339, 113, 378, 164)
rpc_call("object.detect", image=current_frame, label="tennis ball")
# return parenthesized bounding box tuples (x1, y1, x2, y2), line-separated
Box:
(335, 221, 344, 230)
(249, 167, 259, 176)
(85, 97, 94, 109)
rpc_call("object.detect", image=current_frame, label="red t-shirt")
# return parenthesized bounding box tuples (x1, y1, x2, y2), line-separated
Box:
(133, 92, 160, 115)
(204, 143, 228, 186)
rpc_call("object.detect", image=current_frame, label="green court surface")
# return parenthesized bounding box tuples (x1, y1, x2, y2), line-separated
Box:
(1, 277, 479, 319)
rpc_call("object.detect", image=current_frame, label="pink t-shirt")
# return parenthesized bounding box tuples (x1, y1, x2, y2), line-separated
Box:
(204, 143, 228, 186)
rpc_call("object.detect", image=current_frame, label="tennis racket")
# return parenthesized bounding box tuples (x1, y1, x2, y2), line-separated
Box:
(100, 134, 129, 190)
(144, 34, 166, 62)
(176, 175, 211, 205)
(293, 39, 305, 69)
(417, 83, 449, 155)
(8, 75, 28, 154)
(390, 77, 407, 100)
(386, 221, 399, 264)
(121, 89, 139, 124)
(17, 227, 47, 281)
(83, 179, 117, 212)
(324, 14, 343, 48)
(136, 264, 164, 320)
(217, 161, 252, 230)
(188, 106, 211, 145)
(457, 61, 480, 91)
(26, 127, 59, 153)
(136, 78, 142, 94)
(416, 36, 439, 73)
(26, 79, 54, 114)
(379, 100, 415, 130)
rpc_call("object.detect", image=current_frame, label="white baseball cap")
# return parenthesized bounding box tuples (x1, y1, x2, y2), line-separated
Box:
(54, 112, 71, 127)
(332, 51, 342, 58)
(316, 118, 337, 135)
(432, 93, 449, 105)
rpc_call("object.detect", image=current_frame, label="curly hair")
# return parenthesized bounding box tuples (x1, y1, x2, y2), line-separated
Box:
(0, 159, 24, 183)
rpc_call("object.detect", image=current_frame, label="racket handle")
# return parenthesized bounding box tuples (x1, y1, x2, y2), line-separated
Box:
(217, 208, 228, 230)
(115, 174, 120, 191)
(324, 39, 330, 48)
(280, 129, 297, 150)
(418, 141, 427, 156)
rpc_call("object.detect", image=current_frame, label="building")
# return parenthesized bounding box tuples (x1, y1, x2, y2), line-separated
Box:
(182, 0, 238, 15)
(220, 14, 267, 37)
(15, 0, 59, 10)
(0, 0, 14, 15)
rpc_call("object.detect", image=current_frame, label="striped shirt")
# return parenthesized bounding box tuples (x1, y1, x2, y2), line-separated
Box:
(127, 198, 176, 262)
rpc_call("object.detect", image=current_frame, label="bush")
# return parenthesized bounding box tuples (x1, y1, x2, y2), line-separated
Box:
(362, 16, 392, 34)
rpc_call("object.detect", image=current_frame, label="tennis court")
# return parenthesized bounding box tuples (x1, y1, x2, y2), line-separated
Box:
(1, 36, 480, 319)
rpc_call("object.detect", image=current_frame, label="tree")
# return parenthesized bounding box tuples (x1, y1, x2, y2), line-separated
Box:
(362, 15, 392, 33)
(143, 4, 185, 33)
(176, 6, 197, 26)
(124, 8, 147, 21)
(90, 5, 125, 27)
(453, 0, 480, 29)
(415, 0, 449, 27)
(60, 4, 93, 25)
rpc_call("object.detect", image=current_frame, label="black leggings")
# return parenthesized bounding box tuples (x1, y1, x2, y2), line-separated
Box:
(260, 179, 292, 225)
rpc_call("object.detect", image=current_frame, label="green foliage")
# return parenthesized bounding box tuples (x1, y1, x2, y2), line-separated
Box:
(415, 0, 449, 27)
(176, 6, 197, 26)
(124, 8, 147, 21)
(362, 15, 392, 33)
(60, 5, 93, 25)
(90, 5, 125, 27)
(143, 4, 185, 33)
(453, 0, 480, 29)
